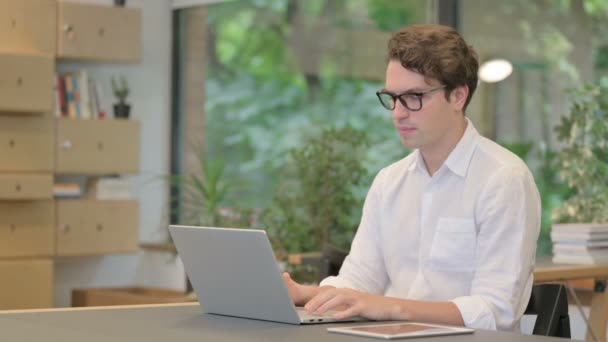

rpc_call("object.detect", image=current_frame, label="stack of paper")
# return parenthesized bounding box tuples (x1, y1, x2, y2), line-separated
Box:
(551, 224, 608, 264)
(93, 177, 133, 200)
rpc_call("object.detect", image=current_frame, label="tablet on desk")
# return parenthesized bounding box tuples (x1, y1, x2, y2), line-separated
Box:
(327, 322, 474, 339)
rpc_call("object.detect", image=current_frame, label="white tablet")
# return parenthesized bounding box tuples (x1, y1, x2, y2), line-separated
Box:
(327, 322, 474, 340)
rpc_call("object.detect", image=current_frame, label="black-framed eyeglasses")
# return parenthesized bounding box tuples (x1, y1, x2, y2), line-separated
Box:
(376, 85, 446, 111)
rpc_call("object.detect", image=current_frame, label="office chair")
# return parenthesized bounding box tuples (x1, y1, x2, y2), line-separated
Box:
(318, 244, 349, 281)
(524, 283, 571, 338)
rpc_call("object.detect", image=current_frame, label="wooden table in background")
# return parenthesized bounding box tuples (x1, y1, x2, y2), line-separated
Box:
(534, 258, 608, 342)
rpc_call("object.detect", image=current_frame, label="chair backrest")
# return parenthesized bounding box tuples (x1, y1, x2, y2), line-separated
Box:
(524, 283, 571, 338)
(318, 245, 349, 281)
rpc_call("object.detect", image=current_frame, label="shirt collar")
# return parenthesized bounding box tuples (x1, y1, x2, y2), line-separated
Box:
(443, 117, 478, 177)
(407, 149, 426, 173)
(407, 117, 479, 178)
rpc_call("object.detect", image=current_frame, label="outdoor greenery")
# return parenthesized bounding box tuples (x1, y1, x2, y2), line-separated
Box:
(488, 0, 608, 255)
(552, 82, 608, 224)
(260, 126, 369, 258)
(204, 0, 420, 213)
(181, 0, 608, 259)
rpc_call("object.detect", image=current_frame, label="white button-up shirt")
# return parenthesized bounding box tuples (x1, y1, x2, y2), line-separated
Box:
(320, 119, 541, 331)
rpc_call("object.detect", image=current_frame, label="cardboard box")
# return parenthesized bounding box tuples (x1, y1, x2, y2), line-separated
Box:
(0, 258, 53, 310)
(72, 287, 195, 307)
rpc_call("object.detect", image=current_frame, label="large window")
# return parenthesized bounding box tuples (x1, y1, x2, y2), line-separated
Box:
(173, 1, 429, 217)
(203, 1, 428, 208)
(172, 0, 608, 256)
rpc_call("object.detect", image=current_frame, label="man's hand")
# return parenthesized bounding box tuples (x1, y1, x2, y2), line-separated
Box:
(304, 288, 405, 321)
(282, 272, 335, 306)
(282, 272, 312, 305)
(285, 277, 464, 326)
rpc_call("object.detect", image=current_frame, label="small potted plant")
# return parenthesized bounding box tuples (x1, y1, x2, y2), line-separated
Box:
(111, 75, 131, 119)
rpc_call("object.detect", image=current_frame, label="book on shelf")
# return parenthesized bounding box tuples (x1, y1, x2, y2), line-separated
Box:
(72, 73, 82, 118)
(54, 70, 106, 119)
(553, 239, 608, 249)
(79, 70, 92, 119)
(53, 74, 62, 117)
(553, 244, 608, 254)
(92, 78, 108, 119)
(550, 231, 608, 242)
(64, 73, 76, 118)
(552, 238, 608, 264)
(552, 223, 608, 234)
(53, 183, 82, 198)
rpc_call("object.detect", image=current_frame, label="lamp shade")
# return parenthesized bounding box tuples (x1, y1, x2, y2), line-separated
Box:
(479, 59, 513, 83)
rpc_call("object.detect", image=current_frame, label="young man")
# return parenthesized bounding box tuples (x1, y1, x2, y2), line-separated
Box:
(282, 24, 540, 331)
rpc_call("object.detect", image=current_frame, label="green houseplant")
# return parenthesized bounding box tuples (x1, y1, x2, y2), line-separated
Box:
(259, 126, 369, 271)
(111, 75, 131, 119)
(169, 151, 252, 292)
(552, 82, 608, 224)
(170, 153, 252, 230)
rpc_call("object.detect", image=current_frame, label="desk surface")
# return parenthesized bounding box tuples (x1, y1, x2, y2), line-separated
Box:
(0, 303, 567, 341)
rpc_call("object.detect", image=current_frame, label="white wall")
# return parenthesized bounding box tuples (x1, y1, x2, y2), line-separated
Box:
(54, 0, 185, 307)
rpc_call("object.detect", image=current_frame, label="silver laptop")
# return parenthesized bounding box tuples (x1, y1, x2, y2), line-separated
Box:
(169, 225, 362, 324)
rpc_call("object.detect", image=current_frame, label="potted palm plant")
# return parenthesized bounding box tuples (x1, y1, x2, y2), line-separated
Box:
(172, 156, 251, 229)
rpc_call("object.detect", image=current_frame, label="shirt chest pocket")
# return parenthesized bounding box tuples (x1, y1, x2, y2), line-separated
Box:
(428, 217, 477, 272)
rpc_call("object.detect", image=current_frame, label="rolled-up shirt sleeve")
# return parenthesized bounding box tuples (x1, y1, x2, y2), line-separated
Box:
(451, 166, 541, 330)
(320, 170, 389, 294)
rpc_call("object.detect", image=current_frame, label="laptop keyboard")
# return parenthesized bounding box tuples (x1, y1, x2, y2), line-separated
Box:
(296, 308, 336, 322)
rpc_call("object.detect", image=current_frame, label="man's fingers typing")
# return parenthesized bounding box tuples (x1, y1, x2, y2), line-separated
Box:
(332, 303, 361, 320)
(305, 288, 339, 313)
(314, 293, 348, 314)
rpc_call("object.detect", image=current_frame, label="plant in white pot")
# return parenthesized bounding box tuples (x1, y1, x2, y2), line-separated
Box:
(551, 82, 608, 264)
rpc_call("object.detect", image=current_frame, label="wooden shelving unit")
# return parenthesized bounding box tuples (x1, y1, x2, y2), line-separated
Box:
(0, 0, 142, 310)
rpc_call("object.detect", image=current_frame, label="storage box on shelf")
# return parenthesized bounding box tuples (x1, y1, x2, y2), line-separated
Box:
(0, 115, 55, 172)
(56, 119, 140, 175)
(56, 199, 139, 256)
(0, 0, 57, 55)
(0, 0, 57, 311)
(57, 1, 141, 62)
(0, 200, 55, 258)
(72, 287, 195, 307)
(0, 174, 53, 200)
(0, 53, 54, 113)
